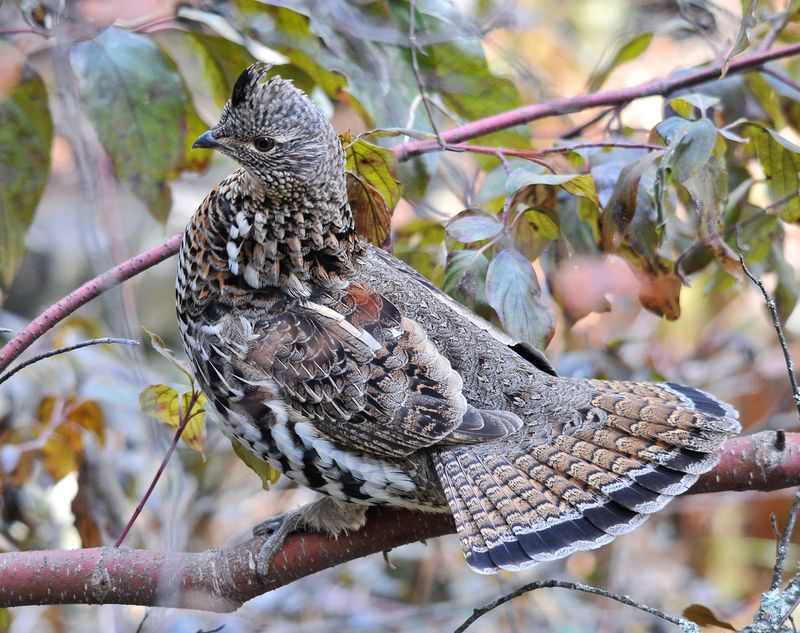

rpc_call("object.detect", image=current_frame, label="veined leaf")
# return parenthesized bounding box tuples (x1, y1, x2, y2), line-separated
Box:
(721, 0, 756, 76)
(139, 385, 208, 453)
(346, 172, 392, 247)
(446, 211, 502, 243)
(71, 28, 192, 223)
(444, 249, 489, 306)
(342, 133, 402, 211)
(506, 169, 600, 206)
(656, 117, 717, 184)
(0, 62, 52, 289)
(745, 122, 800, 221)
(485, 249, 554, 349)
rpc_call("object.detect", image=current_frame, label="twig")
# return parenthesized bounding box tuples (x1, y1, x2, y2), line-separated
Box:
(113, 390, 200, 547)
(453, 580, 698, 633)
(738, 255, 800, 419)
(0, 337, 139, 386)
(760, 66, 800, 96)
(758, 4, 793, 53)
(773, 490, 800, 591)
(561, 106, 621, 139)
(408, 0, 444, 149)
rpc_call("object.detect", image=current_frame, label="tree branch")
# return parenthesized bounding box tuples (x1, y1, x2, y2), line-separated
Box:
(0, 430, 796, 612)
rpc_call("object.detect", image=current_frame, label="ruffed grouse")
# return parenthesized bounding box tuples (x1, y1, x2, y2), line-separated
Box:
(177, 64, 740, 575)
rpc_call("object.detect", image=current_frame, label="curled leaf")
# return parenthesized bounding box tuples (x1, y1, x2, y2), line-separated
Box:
(231, 439, 281, 489)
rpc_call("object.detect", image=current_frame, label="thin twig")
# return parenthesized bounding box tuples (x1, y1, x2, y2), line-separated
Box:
(453, 580, 698, 633)
(0, 338, 139, 386)
(113, 390, 200, 547)
(408, 0, 444, 149)
(561, 106, 620, 139)
(758, 4, 793, 53)
(738, 255, 800, 420)
(772, 489, 800, 590)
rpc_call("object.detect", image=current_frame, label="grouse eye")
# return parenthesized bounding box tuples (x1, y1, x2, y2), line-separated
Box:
(253, 137, 276, 152)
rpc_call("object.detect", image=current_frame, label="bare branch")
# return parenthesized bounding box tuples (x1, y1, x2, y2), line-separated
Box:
(453, 579, 699, 633)
(0, 337, 139, 386)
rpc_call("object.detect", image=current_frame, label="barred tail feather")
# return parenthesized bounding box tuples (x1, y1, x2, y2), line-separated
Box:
(435, 380, 739, 574)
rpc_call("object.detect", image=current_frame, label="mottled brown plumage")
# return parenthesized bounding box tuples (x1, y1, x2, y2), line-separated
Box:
(176, 64, 740, 574)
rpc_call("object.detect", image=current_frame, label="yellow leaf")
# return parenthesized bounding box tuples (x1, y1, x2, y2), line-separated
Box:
(231, 439, 280, 490)
(139, 384, 181, 427)
(139, 386, 208, 453)
(37, 396, 105, 482)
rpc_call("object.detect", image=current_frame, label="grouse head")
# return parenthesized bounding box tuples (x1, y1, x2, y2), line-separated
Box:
(193, 63, 346, 201)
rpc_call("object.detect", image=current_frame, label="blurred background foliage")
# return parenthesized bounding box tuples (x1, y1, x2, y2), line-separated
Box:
(1, 0, 800, 631)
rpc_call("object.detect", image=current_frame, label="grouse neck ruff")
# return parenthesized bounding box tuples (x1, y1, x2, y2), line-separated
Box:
(176, 63, 740, 575)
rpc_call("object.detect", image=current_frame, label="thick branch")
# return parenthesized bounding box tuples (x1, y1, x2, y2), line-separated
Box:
(0, 430, 796, 612)
(2, 44, 799, 372)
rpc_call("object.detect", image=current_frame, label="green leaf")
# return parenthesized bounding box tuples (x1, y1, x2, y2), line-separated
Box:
(446, 211, 502, 242)
(668, 93, 720, 119)
(71, 28, 193, 223)
(722, 0, 757, 76)
(343, 133, 402, 211)
(231, 438, 281, 490)
(506, 168, 600, 206)
(657, 117, 717, 184)
(588, 32, 653, 92)
(745, 122, 800, 221)
(485, 249, 554, 349)
(0, 63, 52, 289)
(141, 326, 195, 383)
(444, 249, 489, 306)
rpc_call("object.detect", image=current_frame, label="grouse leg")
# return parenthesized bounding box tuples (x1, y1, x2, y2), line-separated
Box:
(253, 497, 368, 578)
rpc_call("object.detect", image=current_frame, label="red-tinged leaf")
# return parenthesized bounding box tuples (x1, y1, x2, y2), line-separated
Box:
(446, 211, 502, 243)
(346, 172, 392, 247)
(139, 385, 207, 452)
(638, 265, 682, 320)
(485, 249, 554, 349)
(342, 133, 401, 211)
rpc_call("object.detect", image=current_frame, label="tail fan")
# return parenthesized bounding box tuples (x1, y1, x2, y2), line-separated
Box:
(434, 381, 740, 574)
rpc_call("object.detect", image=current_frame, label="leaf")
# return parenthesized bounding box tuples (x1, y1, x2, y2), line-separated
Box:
(745, 123, 800, 221)
(72, 463, 102, 547)
(70, 28, 193, 223)
(683, 155, 740, 275)
(668, 94, 721, 119)
(588, 32, 653, 92)
(485, 249, 555, 349)
(683, 603, 736, 631)
(506, 169, 600, 206)
(343, 134, 402, 212)
(657, 117, 717, 184)
(721, 0, 756, 76)
(393, 218, 445, 286)
(0, 62, 52, 289)
(772, 243, 798, 324)
(446, 211, 502, 243)
(231, 438, 281, 490)
(444, 249, 489, 305)
(38, 397, 105, 482)
(139, 385, 207, 452)
(346, 173, 392, 247)
(601, 153, 661, 252)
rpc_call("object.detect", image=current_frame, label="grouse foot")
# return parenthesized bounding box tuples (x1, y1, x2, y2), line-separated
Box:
(253, 497, 368, 578)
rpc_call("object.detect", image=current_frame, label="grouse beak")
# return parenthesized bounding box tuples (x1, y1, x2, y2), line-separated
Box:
(192, 130, 221, 150)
